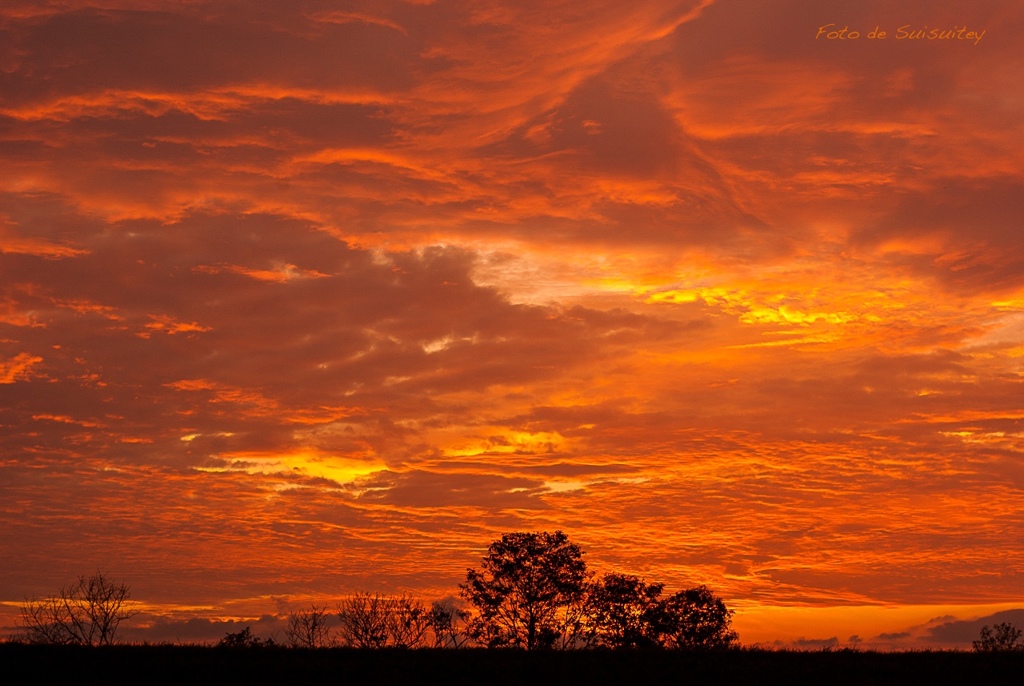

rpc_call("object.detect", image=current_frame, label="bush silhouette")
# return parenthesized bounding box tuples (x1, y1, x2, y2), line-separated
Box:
(973, 622, 1023, 652)
(217, 626, 275, 648)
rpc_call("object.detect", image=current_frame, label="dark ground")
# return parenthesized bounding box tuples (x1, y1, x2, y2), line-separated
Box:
(3, 644, 1023, 685)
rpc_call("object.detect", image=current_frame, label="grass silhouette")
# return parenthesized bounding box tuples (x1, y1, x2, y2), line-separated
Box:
(3, 643, 1024, 685)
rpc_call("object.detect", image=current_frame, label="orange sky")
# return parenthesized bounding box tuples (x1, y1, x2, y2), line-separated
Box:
(1, 0, 1022, 648)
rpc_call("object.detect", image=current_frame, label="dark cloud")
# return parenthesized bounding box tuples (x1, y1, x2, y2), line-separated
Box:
(355, 470, 547, 509)
(855, 176, 1024, 293)
(0, 6, 425, 102)
(925, 609, 1024, 645)
(121, 613, 285, 644)
(790, 636, 839, 649)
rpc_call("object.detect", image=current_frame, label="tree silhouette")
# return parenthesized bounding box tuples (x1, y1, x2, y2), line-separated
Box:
(386, 595, 432, 648)
(285, 604, 334, 648)
(17, 572, 137, 646)
(337, 593, 432, 648)
(585, 575, 738, 650)
(338, 593, 392, 648)
(460, 531, 591, 649)
(652, 585, 738, 649)
(587, 573, 664, 648)
(428, 600, 470, 648)
(973, 622, 1023, 652)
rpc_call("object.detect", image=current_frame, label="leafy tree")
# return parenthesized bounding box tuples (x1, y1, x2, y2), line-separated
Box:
(17, 572, 137, 646)
(652, 585, 738, 649)
(587, 573, 664, 648)
(460, 531, 590, 649)
(284, 604, 334, 648)
(585, 575, 738, 650)
(973, 622, 1024, 652)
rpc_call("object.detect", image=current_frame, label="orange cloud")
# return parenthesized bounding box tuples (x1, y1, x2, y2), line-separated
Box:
(0, 352, 43, 383)
(1, 0, 1022, 648)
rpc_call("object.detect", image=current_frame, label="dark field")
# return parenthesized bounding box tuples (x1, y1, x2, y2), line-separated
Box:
(3, 644, 1023, 685)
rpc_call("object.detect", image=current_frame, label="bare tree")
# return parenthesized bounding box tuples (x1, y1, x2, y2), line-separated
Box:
(337, 593, 434, 648)
(338, 593, 393, 648)
(284, 604, 334, 648)
(388, 595, 432, 648)
(338, 593, 392, 648)
(18, 572, 137, 646)
(429, 600, 469, 648)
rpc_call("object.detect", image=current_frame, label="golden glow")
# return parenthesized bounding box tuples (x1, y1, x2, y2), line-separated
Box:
(197, 450, 386, 487)
(733, 603, 1024, 648)
(193, 263, 331, 283)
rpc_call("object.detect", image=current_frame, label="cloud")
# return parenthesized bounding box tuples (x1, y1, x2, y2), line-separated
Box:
(1, 0, 1023, 643)
(924, 609, 1024, 645)
(0, 351, 43, 383)
(789, 636, 839, 650)
(877, 631, 911, 640)
(854, 176, 1024, 294)
(120, 613, 285, 644)
(354, 470, 547, 509)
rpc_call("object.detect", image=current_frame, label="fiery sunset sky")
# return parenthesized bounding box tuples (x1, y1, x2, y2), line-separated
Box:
(2, 0, 1023, 647)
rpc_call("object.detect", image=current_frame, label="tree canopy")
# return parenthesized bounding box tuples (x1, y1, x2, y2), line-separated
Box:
(587, 573, 664, 648)
(460, 531, 591, 649)
(460, 531, 737, 650)
(653, 585, 738, 649)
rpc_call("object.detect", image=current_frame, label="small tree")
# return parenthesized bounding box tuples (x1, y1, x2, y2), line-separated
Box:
(460, 531, 591, 649)
(387, 595, 432, 648)
(973, 622, 1024, 652)
(652, 585, 738, 649)
(587, 573, 664, 649)
(337, 593, 432, 648)
(338, 593, 391, 648)
(18, 572, 137, 646)
(285, 604, 334, 648)
(429, 600, 469, 648)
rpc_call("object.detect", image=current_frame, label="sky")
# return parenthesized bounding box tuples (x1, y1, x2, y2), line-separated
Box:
(1, 0, 1022, 648)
